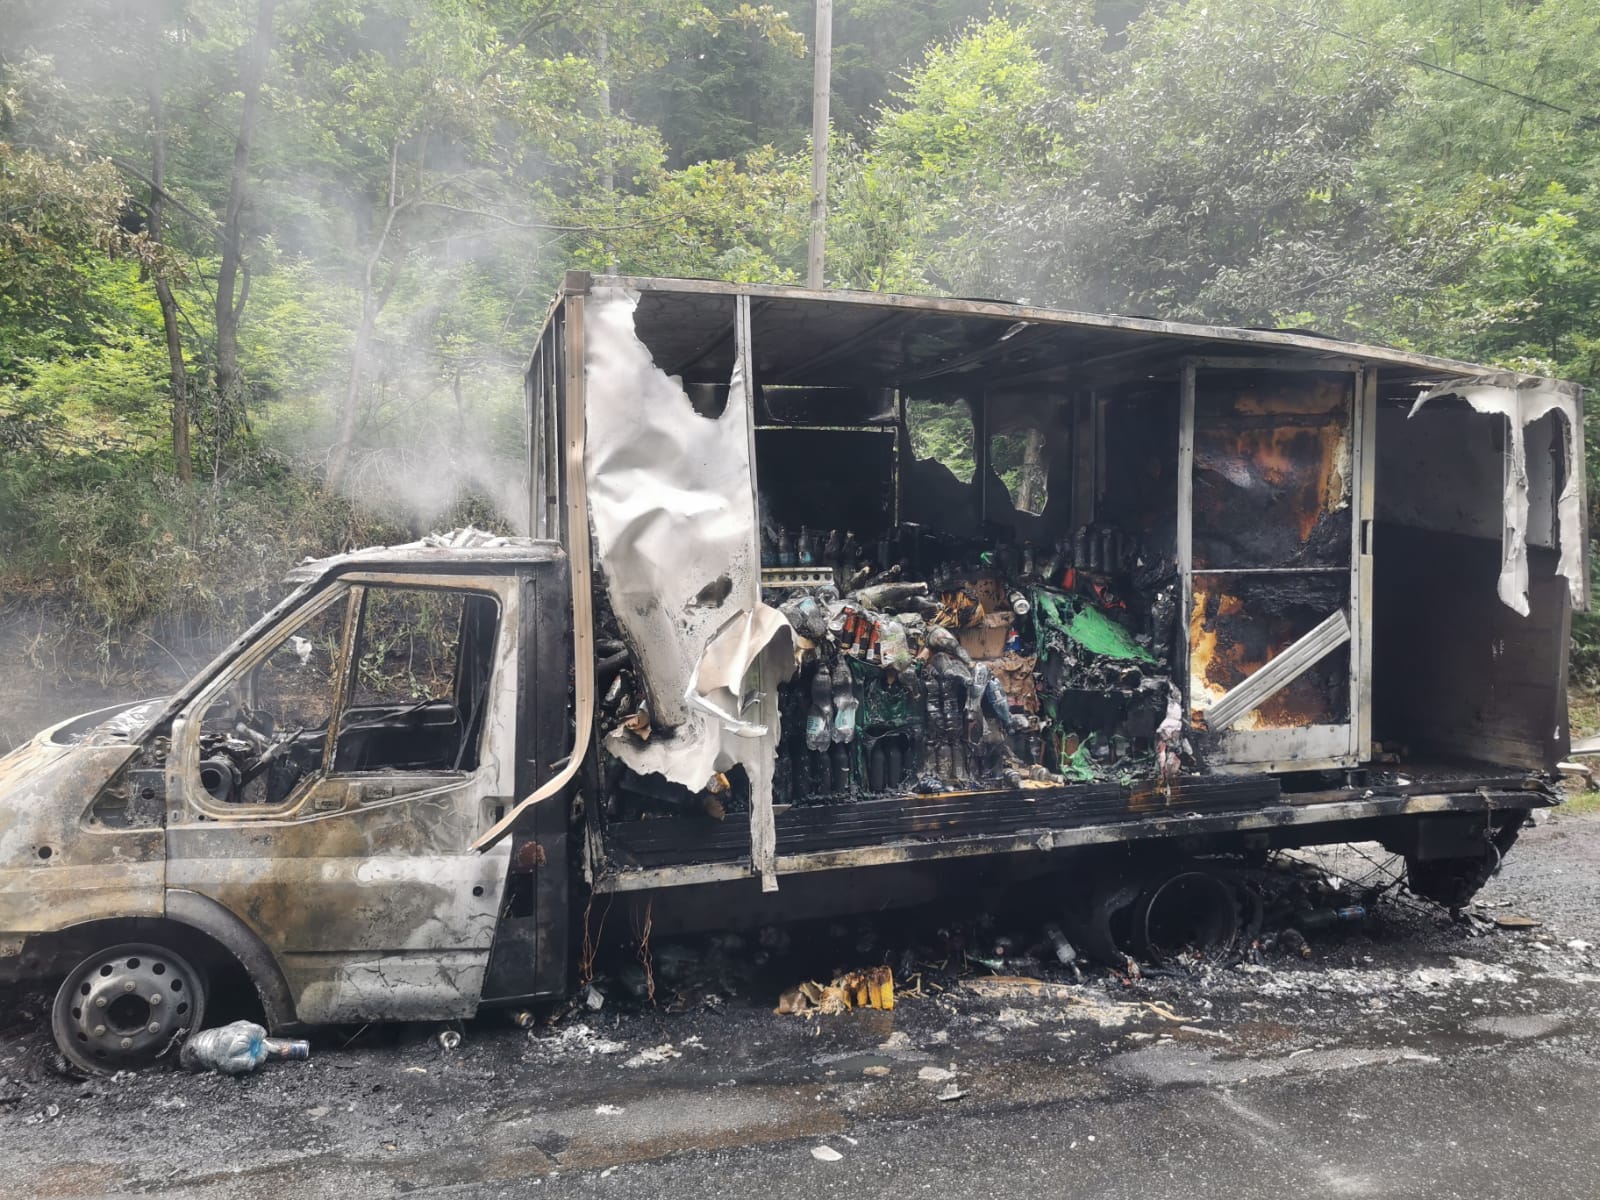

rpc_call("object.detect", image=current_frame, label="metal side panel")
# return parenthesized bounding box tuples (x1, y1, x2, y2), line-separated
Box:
(473, 296, 594, 851)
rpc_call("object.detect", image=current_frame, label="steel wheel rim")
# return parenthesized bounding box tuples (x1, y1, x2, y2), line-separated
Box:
(53, 943, 205, 1073)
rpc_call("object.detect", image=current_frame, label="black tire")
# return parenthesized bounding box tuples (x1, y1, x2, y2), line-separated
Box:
(51, 941, 208, 1075)
(1406, 821, 1524, 910)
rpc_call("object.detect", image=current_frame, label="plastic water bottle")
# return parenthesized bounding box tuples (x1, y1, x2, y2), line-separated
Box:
(179, 1020, 310, 1075)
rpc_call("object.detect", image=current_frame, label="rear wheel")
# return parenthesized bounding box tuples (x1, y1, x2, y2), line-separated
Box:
(1406, 820, 1523, 911)
(51, 942, 207, 1074)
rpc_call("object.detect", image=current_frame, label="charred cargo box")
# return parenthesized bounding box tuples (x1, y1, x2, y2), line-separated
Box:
(512, 273, 1583, 906)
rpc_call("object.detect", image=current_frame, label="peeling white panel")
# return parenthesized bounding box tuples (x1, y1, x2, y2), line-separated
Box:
(1410, 375, 1584, 616)
(688, 606, 795, 736)
(583, 288, 792, 851)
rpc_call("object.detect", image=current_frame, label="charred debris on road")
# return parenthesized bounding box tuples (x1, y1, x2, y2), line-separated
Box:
(565, 845, 1513, 1025)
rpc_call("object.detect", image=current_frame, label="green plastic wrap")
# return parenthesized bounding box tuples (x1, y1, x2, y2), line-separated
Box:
(1033, 588, 1154, 665)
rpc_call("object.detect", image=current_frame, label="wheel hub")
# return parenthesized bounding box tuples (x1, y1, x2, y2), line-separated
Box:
(58, 947, 198, 1068)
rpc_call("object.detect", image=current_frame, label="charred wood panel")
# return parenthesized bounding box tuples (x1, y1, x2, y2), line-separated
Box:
(1372, 523, 1569, 770)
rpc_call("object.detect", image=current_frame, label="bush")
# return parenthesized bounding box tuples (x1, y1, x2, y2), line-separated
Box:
(0, 449, 411, 681)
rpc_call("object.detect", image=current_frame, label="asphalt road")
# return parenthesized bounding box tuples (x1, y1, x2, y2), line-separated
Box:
(5, 811, 1600, 1199)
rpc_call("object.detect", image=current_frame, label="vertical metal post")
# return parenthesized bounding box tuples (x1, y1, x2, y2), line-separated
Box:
(1177, 363, 1196, 724)
(736, 293, 779, 892)
(893, 390, 904, 525)
(807, 0, 832, 290)
(1353, 368, 1376, 758)
(534, 347, 547, 534)
(545, 324, 559, 537)
(737, 294, 763, 594)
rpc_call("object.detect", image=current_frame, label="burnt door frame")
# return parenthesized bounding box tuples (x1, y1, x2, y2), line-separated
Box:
(1178, 356, 1375, 771)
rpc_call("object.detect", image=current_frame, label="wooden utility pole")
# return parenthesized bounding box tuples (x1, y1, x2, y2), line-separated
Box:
(807, 0, 832, 289)
(599, 27, 616, 274)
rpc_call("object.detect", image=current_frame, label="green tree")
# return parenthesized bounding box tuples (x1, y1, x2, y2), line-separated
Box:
(831, 13, 1073, 292)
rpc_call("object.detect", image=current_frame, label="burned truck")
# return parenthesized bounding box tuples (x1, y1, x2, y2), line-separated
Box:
(0, 272, 1585, 1072)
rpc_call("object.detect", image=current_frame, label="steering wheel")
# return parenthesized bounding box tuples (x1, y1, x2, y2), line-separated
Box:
(237, 722, 307, 788)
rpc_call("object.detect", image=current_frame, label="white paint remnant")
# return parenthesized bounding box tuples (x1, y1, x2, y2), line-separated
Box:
(1410, 375, 1584, 615)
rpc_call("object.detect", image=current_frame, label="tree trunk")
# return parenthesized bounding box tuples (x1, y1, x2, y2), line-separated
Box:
(327, 291, 380, 491)
(1017, 426, 1046, 513)
(213, 0, 275, 447)
(327, 141, 408, 492)
(147, 82, 190, 482)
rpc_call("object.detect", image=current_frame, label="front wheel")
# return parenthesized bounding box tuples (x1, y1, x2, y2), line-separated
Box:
(51, 942, 208, 1074)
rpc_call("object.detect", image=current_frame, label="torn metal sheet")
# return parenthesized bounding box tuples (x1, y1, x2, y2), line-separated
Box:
(584, 287, 790, 885)
(687, 605, 797, 736)
(1410, 374, 1584, 616)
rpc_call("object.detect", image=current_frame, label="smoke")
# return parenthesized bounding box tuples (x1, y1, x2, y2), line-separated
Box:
(259, 257, 535, 537)
(337, 432, 532, 539)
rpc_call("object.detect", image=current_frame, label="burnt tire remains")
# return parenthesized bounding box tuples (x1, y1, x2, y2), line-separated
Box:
(1133, 870, 1241, 957)
(1405, 821, 1523, 910)
(51, 941, 207, 1075)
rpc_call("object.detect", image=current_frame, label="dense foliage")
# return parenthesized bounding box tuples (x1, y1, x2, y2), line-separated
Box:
(3, 0, 1600, 679)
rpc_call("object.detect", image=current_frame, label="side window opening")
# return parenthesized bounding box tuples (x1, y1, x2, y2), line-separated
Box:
(991, 425, 1050, 516)
(334, 587, 500, 775)
(196, 592, 350, 808)
(905, 396, 975, 484)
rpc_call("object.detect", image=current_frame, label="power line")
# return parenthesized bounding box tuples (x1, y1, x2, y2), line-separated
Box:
(1268, 4, 1600, 131)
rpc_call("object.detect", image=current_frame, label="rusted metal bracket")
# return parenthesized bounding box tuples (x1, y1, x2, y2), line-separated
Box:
(1201, 608, 1351, 733)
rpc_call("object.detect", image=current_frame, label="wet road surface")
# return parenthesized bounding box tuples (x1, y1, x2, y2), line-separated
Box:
(4, 811, 1600, 1199)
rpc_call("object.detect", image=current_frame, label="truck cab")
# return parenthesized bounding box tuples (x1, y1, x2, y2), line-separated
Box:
(0, 535, 573, 1073)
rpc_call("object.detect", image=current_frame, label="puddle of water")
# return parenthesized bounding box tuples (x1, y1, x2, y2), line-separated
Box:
(1467, 1012, 1570, 1040)
(1114, 1042, 1435, 1087)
